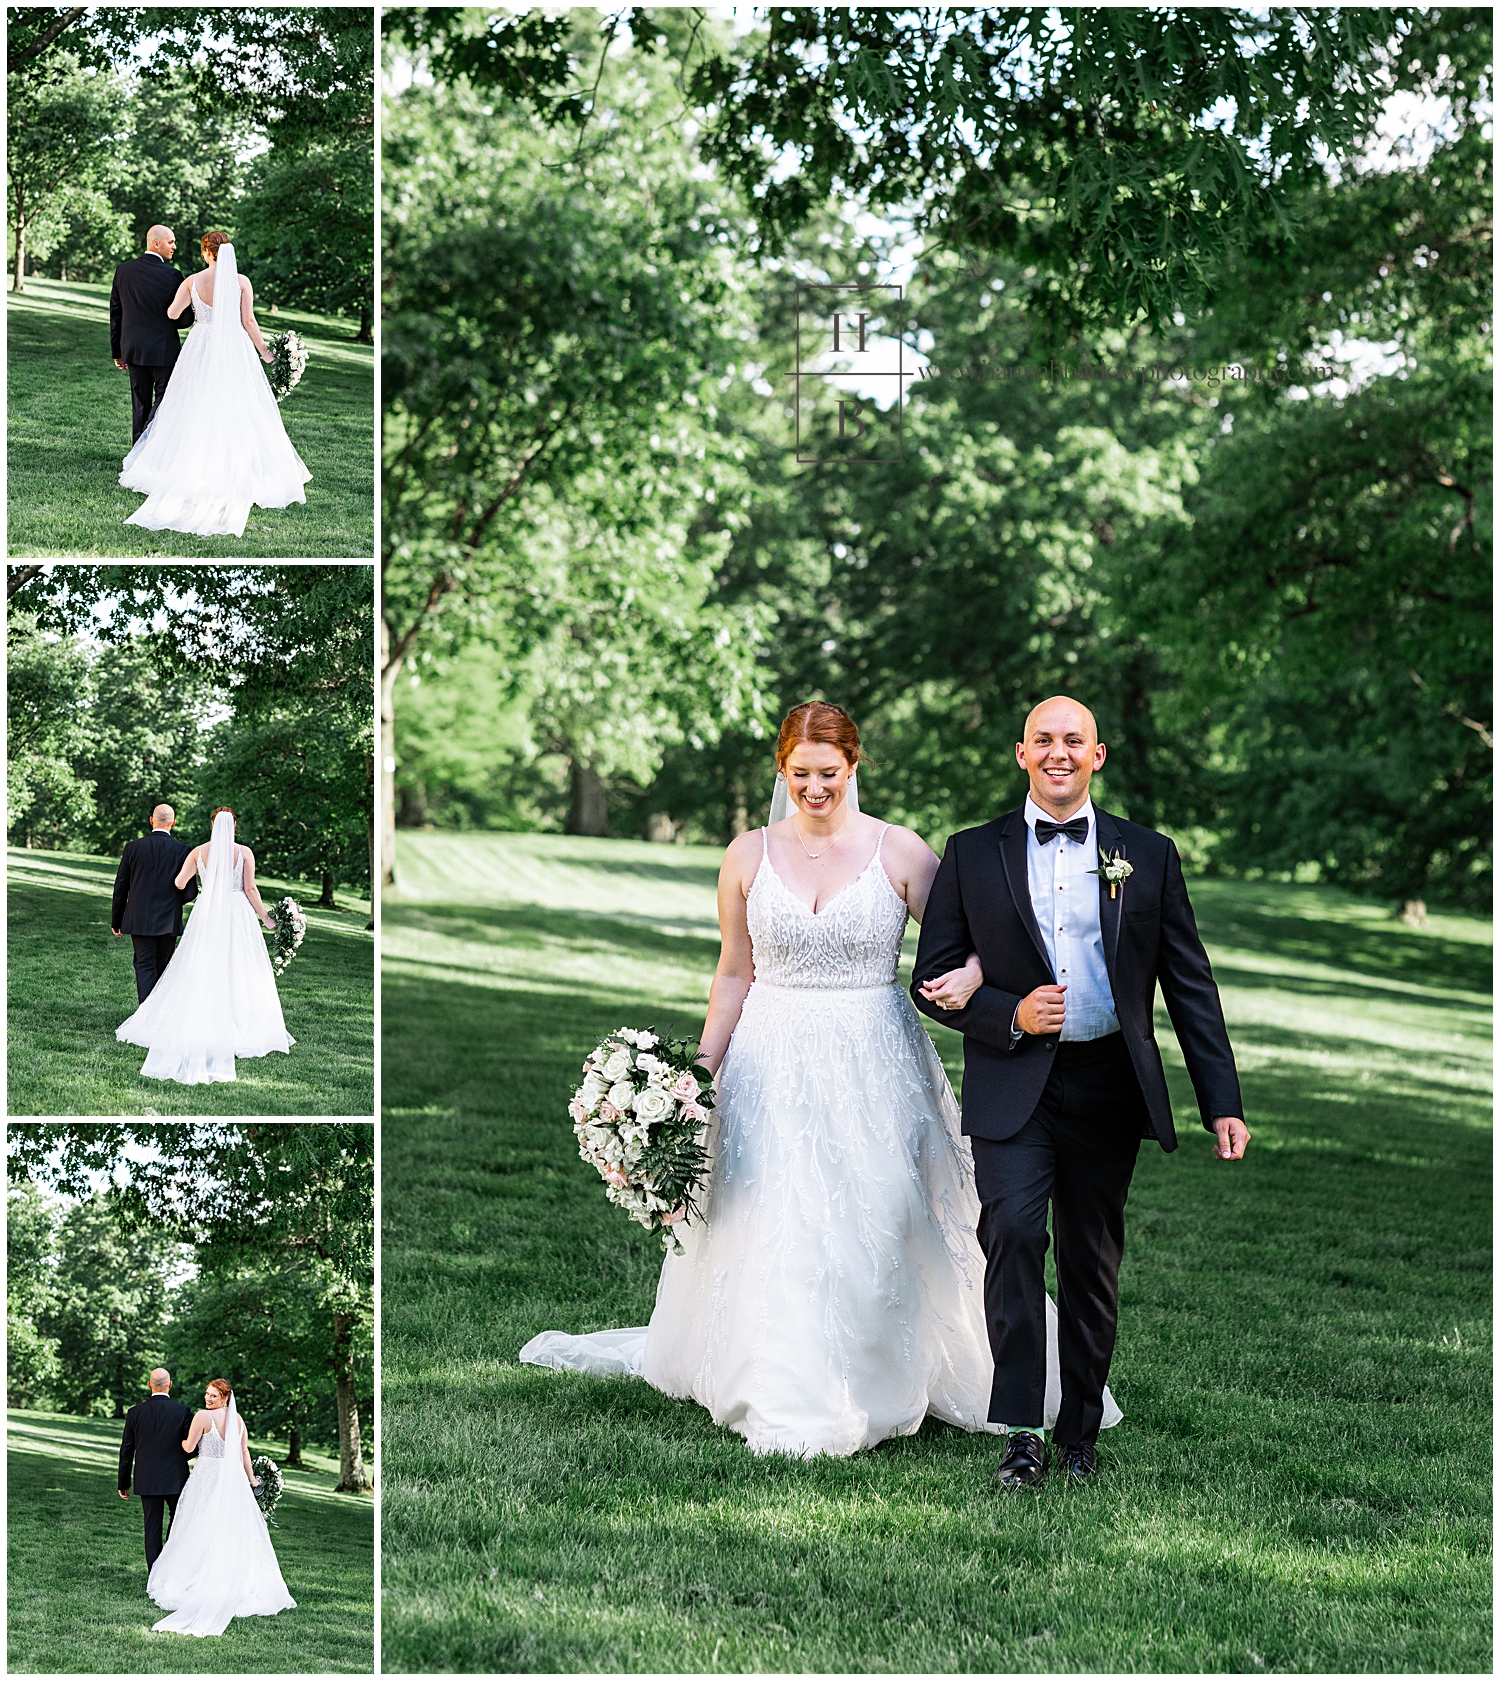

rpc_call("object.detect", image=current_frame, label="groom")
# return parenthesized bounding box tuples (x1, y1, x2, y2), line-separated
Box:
(118, 1368, 194, 1569)
(912, 695, 1247, 1487)
(110, 225, 190, 443)
(112, 805, 198, 1002)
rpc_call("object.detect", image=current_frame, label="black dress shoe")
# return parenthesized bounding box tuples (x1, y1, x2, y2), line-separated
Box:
(1055, 1442, 1097, 1481)
(993, 1431, 1048, 1488)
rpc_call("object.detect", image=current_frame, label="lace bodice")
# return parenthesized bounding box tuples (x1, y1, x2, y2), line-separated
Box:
(746, 824, 908, 990)
(190, 276, 215, 321)
(199, 1414, 231, 1460)
(198, 844, 244, 893)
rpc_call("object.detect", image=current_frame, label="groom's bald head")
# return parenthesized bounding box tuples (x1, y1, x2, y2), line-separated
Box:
(149, 1369, 172, 1392)
(1022, 695, 1098, 744)
(151, 805, 175, 829)
(146, 225, 175, 257)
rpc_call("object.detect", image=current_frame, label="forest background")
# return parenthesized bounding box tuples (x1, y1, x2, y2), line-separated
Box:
(8, 564, 374, 904)
(7, 1123, 375, 1494)
(383, 6, 1490, 913)
(8, 5, 374, 341)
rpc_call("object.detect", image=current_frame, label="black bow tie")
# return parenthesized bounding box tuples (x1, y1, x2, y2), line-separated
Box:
(1035, 816, 1089, 845)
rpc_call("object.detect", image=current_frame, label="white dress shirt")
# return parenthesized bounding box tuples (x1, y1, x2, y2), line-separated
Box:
(1020, 793, 1120, 1042)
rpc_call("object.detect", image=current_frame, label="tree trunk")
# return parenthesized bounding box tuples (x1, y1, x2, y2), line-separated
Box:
(285, 1425, 304, 1468)
(356, 303, 372, 344)
(365, 754, 375, 930)
(12, 190, 25, 294)
(380, 616, 398, 887)
(566, 759, 609, 836)
(332, 1310, 372, 1492)
(319, 871, 336, 908)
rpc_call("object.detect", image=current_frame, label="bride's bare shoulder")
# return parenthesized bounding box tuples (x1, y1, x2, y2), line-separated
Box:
(721, 829, 763, 872)
(879, 823, 939, 867)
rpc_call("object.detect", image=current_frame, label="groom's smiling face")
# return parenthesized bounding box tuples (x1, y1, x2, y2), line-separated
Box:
(1016, 696, 1106, 817)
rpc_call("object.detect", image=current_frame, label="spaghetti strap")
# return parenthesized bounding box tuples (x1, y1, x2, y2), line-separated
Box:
(761, 826, 769, 859)
(874, 821, 891, 859)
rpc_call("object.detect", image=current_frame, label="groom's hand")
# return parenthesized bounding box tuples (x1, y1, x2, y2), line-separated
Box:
(114, 358, 127, 370)
(118, 1489, 129, 1499)
(1212, 1117, 1249, 1160)
(112, 928, 121, 937)
(1016, 984, 1067, 1035)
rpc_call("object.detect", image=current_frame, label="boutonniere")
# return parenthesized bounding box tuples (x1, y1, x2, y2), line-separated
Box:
(1089, 846, 1133, 899)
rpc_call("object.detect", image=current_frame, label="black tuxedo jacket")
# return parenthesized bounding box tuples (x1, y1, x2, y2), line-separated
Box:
(112, 832, 198, 936)
(911, 805, 1242, 1151)
(118, 1395, 194, 1497)
(109, 254, 189, 366)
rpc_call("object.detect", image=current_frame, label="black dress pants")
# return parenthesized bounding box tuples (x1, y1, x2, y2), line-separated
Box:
(128, 359, 175, 442)
(971, 1032, 1150, 1445)
(140, 1487, 181, 1568)
(131, 933, 178, 1002)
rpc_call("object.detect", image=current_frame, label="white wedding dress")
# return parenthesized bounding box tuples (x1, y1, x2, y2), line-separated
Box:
(522, 823, 1121, 1456)
(116, 810, 294, 1084)
(120, 242, 310, 536)
(148, 1396, 296, 1638)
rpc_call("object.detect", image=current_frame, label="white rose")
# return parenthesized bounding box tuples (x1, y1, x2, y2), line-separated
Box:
(580, 1073, 608, 1108)
(602, 1050, 631, 1082)
(636, 1052, 663, 1073)
(607, 1080, 635, 1113)
(634, 1087, 672, 1124)
(635, 1031, 658, 1049)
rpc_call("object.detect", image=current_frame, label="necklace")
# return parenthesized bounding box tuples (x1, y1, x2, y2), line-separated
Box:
(794, 811, 851, 860)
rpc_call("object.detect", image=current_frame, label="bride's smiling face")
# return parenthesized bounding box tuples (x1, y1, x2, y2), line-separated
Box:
(782, 743, 854, 821)
(205, 1386, 224, 1409)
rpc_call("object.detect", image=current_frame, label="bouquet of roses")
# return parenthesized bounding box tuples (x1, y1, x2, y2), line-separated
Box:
(571, 1028, 714, 1254)
(251, 1455, 284, 1527)
(270, 897, 306, 975)
(265, 330, 308, 402)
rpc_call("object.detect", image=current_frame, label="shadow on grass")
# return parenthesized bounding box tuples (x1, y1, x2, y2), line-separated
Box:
(1189, 880, 1491, 994)
(381, 867, 1491, 1672)
(8, 1410, 373, 1675)
(8, 851, 373, 1116)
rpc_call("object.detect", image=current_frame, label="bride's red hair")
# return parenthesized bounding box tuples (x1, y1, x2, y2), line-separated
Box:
(775, 701, 867, 770)
(207, 1378, 232, 1404)
(201, 230, 231, 259)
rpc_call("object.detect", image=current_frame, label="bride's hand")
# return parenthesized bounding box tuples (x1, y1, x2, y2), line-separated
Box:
(919, 953, 984, 1012)
(260, 349, 273, 363)
(262, 916, 276, 929)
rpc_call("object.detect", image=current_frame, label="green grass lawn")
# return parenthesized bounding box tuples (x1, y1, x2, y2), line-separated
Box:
(7, 1409, 373, 1673)
(7, 278, 373, 558)
(381, 831, 1492, 1674)
(8, 847, 373, 1116)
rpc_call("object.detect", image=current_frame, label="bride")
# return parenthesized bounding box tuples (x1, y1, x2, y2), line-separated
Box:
(120, 231, 311, 537)
(523, 701, 1119, 1458)
(116, 807, 295, 1084)
(149, 1379, 296, 1637)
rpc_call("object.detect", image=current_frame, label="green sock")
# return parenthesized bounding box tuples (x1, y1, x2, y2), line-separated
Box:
(1005, 1425, 1044, 1440)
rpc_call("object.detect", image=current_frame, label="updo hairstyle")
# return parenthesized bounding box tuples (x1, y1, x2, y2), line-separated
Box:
(206, 1378, 233, 1405)
(201, 230, 231, 259)
(210, 806, 237, 828)
(774, 701, 868, 772)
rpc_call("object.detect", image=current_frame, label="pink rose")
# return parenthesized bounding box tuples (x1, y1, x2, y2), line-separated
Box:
(604, 1167, 630, 1189)
(681, 1100, 709, 1124)
(670, 1072, 700, 1102)
(662, 1205, 686, 1224)
(569, 1099, 588, 1124)
(599, 1100, 622, 1124)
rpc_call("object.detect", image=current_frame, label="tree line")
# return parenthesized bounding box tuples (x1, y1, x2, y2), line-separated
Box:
(7, 564, 374, 905)
(8, 6, 374, 338)
(8, 1123, 374, 1493)
(383, 6, 1490, 910)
